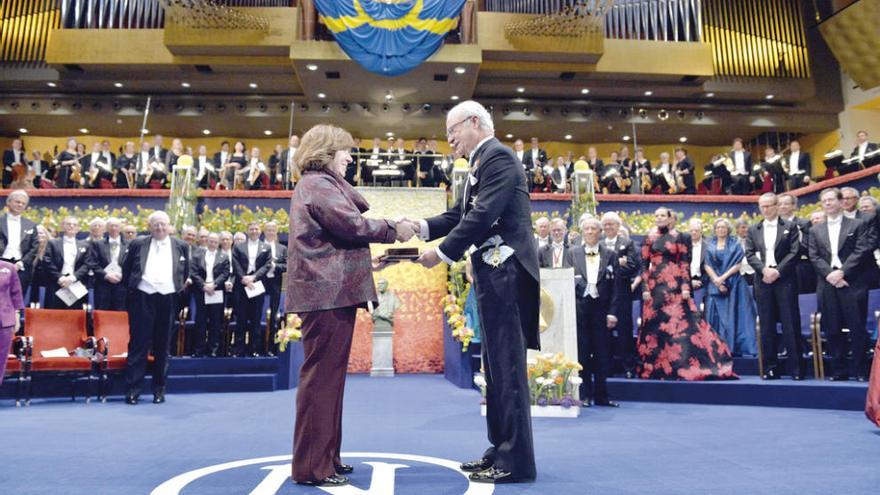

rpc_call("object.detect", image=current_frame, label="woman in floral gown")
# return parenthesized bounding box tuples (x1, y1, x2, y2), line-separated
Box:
(637, 207, 737, 380)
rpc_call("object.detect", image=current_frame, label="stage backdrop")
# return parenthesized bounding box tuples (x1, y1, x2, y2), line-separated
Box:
(351, 187, 448, 373)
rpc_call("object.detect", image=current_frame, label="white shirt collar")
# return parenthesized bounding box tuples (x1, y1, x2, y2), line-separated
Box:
(7, 214, 20, 222)
(764, 218, 778, 227)
(605, 236, 617, 245)
(468, 136, 495, 165)
(584, 243, 599, 252)
(63, 235, 76, 243)
(827, 215, 842, 225)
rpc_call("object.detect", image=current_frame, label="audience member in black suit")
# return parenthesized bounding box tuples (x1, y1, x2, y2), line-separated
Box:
(674, 147, 696, 194)
(280, 135, 299, 188)
(2, 138, 25, 188)
(745, 193, 804, 380)
(847, 130, 878, 174)
(263, 221, 287, 355)
(686, 218, 709, 310)
(538, 218, 571, 268)
(122, 211, 189, 404)
(43, 217, 89, 309)
(778, 194, 816, 294)
(808, 188, 876, 381)
(190, 233, 229, 357)
(840, 187, 864, 220)
(857, 196, 880, 290)
(231, 222, 272, 357)
(600, 212, 639, 378)
(0, 190, 38, 299)
(786, 140, 812, 189)
(88, 218, 127, 311)
(150, 134, 168, 164)
(29, 225, 50, 307)
(729, 138, 754, 195)
(567, 216, 620, 408)
(521, 137, 547, 172)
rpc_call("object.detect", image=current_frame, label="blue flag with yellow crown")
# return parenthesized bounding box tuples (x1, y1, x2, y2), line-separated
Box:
(314, 0, 466, 76)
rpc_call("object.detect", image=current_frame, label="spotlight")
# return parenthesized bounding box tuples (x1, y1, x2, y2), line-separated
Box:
(92, 102, 102, 111)
(18, 128, 28, 134)
(216, 103, 226, 112)
(360, 103, 370, 112)
(72, 102, 82, 110)
(442, 104, 451, 113)
(196, 103, 206, 113)
(340, 103, 350, 113)
(385, 91, 394, 101)
(638, 108, 648, 119)
(175, 102, 185, 112)
(402, 103, 411, 112)
(299, 103, 309, 112)
(560, 108, 569, 117)
(502, 106, 510, 116)
(421, 103, 432, 113)
(542, 107, 552, 116)
(51, 101, 61, 110)
(111, 101, 122, 111)
(258, 103, 268, 112)
(676, 110, 686, 120)
(321, 104, 330, 113)
(141, 128, 149, 134)
(598, 108, 609, 119)
(696, 111, 705, 120)
(581, 108, 591, 118)
(382, 103, 390, 112)
(30, 102, 40, 110)
(279, 104, 289, 113)
(522, 107, 531, 116)
(618, 108, 630, 119)
(386, 131, 395, 137)
(657, 109, 669, 121)
(236, 103, 247, 113)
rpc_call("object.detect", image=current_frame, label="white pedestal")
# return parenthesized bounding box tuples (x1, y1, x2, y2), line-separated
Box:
(370, 321, 394, 377)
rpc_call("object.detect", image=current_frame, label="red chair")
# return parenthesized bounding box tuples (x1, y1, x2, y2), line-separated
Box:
(92, 310, 136, 401)
(5, 335, 32, 407)
(24, 308, 96, 404)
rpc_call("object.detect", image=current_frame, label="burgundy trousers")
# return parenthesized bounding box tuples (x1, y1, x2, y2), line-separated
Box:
(291, 306, 357, 482)
(0, 326, 12, 386)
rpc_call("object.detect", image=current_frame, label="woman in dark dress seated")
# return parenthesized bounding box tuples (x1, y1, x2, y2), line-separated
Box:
(637, 207, 737, 380)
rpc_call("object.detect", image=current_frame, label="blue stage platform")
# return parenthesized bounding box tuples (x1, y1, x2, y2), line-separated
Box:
(2, 375, 876, 495)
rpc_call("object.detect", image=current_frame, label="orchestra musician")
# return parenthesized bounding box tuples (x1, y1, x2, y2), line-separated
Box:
(632, 148, 652, 193)
(586, 146, 604, 176)
(651, 152, 676, 194)
(846, 130, 878, 174)
(195, 145, 217, 189)
(114, 142, 137, 189)
(673, 147, 695, 194)
(785, 139, 812, 190)
(729, 138, 754, 195)
(2, 138, 26, 188)
(55, 138, 81, 189)
(244, 147, 268, 190)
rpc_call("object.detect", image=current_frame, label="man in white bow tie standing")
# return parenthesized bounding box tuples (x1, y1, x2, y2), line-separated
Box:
(0, 190, 38, 301)
(121, 210, 190, 405)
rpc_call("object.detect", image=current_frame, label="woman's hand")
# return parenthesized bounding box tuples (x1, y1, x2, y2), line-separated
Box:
(372, 256, 395, 272)
(642, 291, 651, 301)
(682, 289, 691, 300)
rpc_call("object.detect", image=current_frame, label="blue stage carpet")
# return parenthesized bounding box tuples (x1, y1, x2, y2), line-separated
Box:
(2, 374, 877, 495)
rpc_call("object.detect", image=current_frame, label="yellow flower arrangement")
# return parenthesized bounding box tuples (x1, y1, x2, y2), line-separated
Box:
(274, 313, 303, 352)
(442, 260, 474, 352)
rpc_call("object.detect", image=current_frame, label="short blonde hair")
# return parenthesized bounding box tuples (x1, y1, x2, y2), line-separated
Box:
(294, 124, 356, 173)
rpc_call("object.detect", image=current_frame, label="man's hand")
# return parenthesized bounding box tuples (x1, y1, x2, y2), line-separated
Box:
(826, 269, 844, 287)
(58, 276, 71, 289)
(606, 315, 618, 329)
(692, 280, 703, 289)
(204, 282, 215, 295)
(395, 219, 416, 242)
(242, 275, 255, 286)
(762, 267, 780, 284)
(15, 261, 23, 272)
(224, 281, 233, 292)
(618, 256, 627, 266)
(642, 291, 651, 301)
(371, 255, 397, 272)
(105, 272, 122, 284)
(682, 289, 691, 300)
(416, 249, 442, 269)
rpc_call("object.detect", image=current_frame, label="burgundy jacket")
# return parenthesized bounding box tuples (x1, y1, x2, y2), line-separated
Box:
(0, 260, 23, 328)
(285, 168, 396, 313)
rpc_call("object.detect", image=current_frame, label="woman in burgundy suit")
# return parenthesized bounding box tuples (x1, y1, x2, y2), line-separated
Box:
(286, 124, 413, 487)
(0, 259, 24, 385)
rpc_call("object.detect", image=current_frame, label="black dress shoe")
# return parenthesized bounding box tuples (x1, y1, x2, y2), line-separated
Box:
(335, 464, 354, 474)
(828, 375, 849, 382)
(125, 395, 138, 405)
(297, 474, 349, 486)
(469, 467, 528, 484)
(761, 371, 781, 380)
(460, 458, 493, 473)
(581, 400, 592, 408)
(594, 399, 620, 408)
(153, 392, 165, 404)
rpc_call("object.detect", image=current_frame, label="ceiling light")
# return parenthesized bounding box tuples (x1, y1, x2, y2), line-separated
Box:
(181, 82, 191, 88)
(249, 82, 258, 89)
(47, 82, 56, 88)
(385, 92, 394, 101)
(454, 66, 466, 74)
(564, 134, 573, 140)
(622, 135, 631, 141)
(386, 131, 394, 137)
(765, 94, 775, 100)
(317, 92, 326, 99)
(79, 128, 89, 134)
(113, 82, 123, 88)
(18, 128, 28, 134)
(679, 136, 688, 143)
(263, 130, 273, 136)
(581, 88, 590, 95)
(644, 90, 653, 96)
(505, 133, 514, 139)
(450, 95, 459, 101)
(516, 87, 525, 93)
(141, 128, 149, 134)
(705, 92, 714, 97)
(202, 129, 211, 135)
(306, 64, 318, 71)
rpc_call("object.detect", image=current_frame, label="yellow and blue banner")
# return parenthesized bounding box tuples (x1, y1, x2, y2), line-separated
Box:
(314, 0, 466, 76)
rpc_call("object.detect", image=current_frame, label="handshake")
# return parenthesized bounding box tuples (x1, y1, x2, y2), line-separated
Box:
(394, 217, 421, 242)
